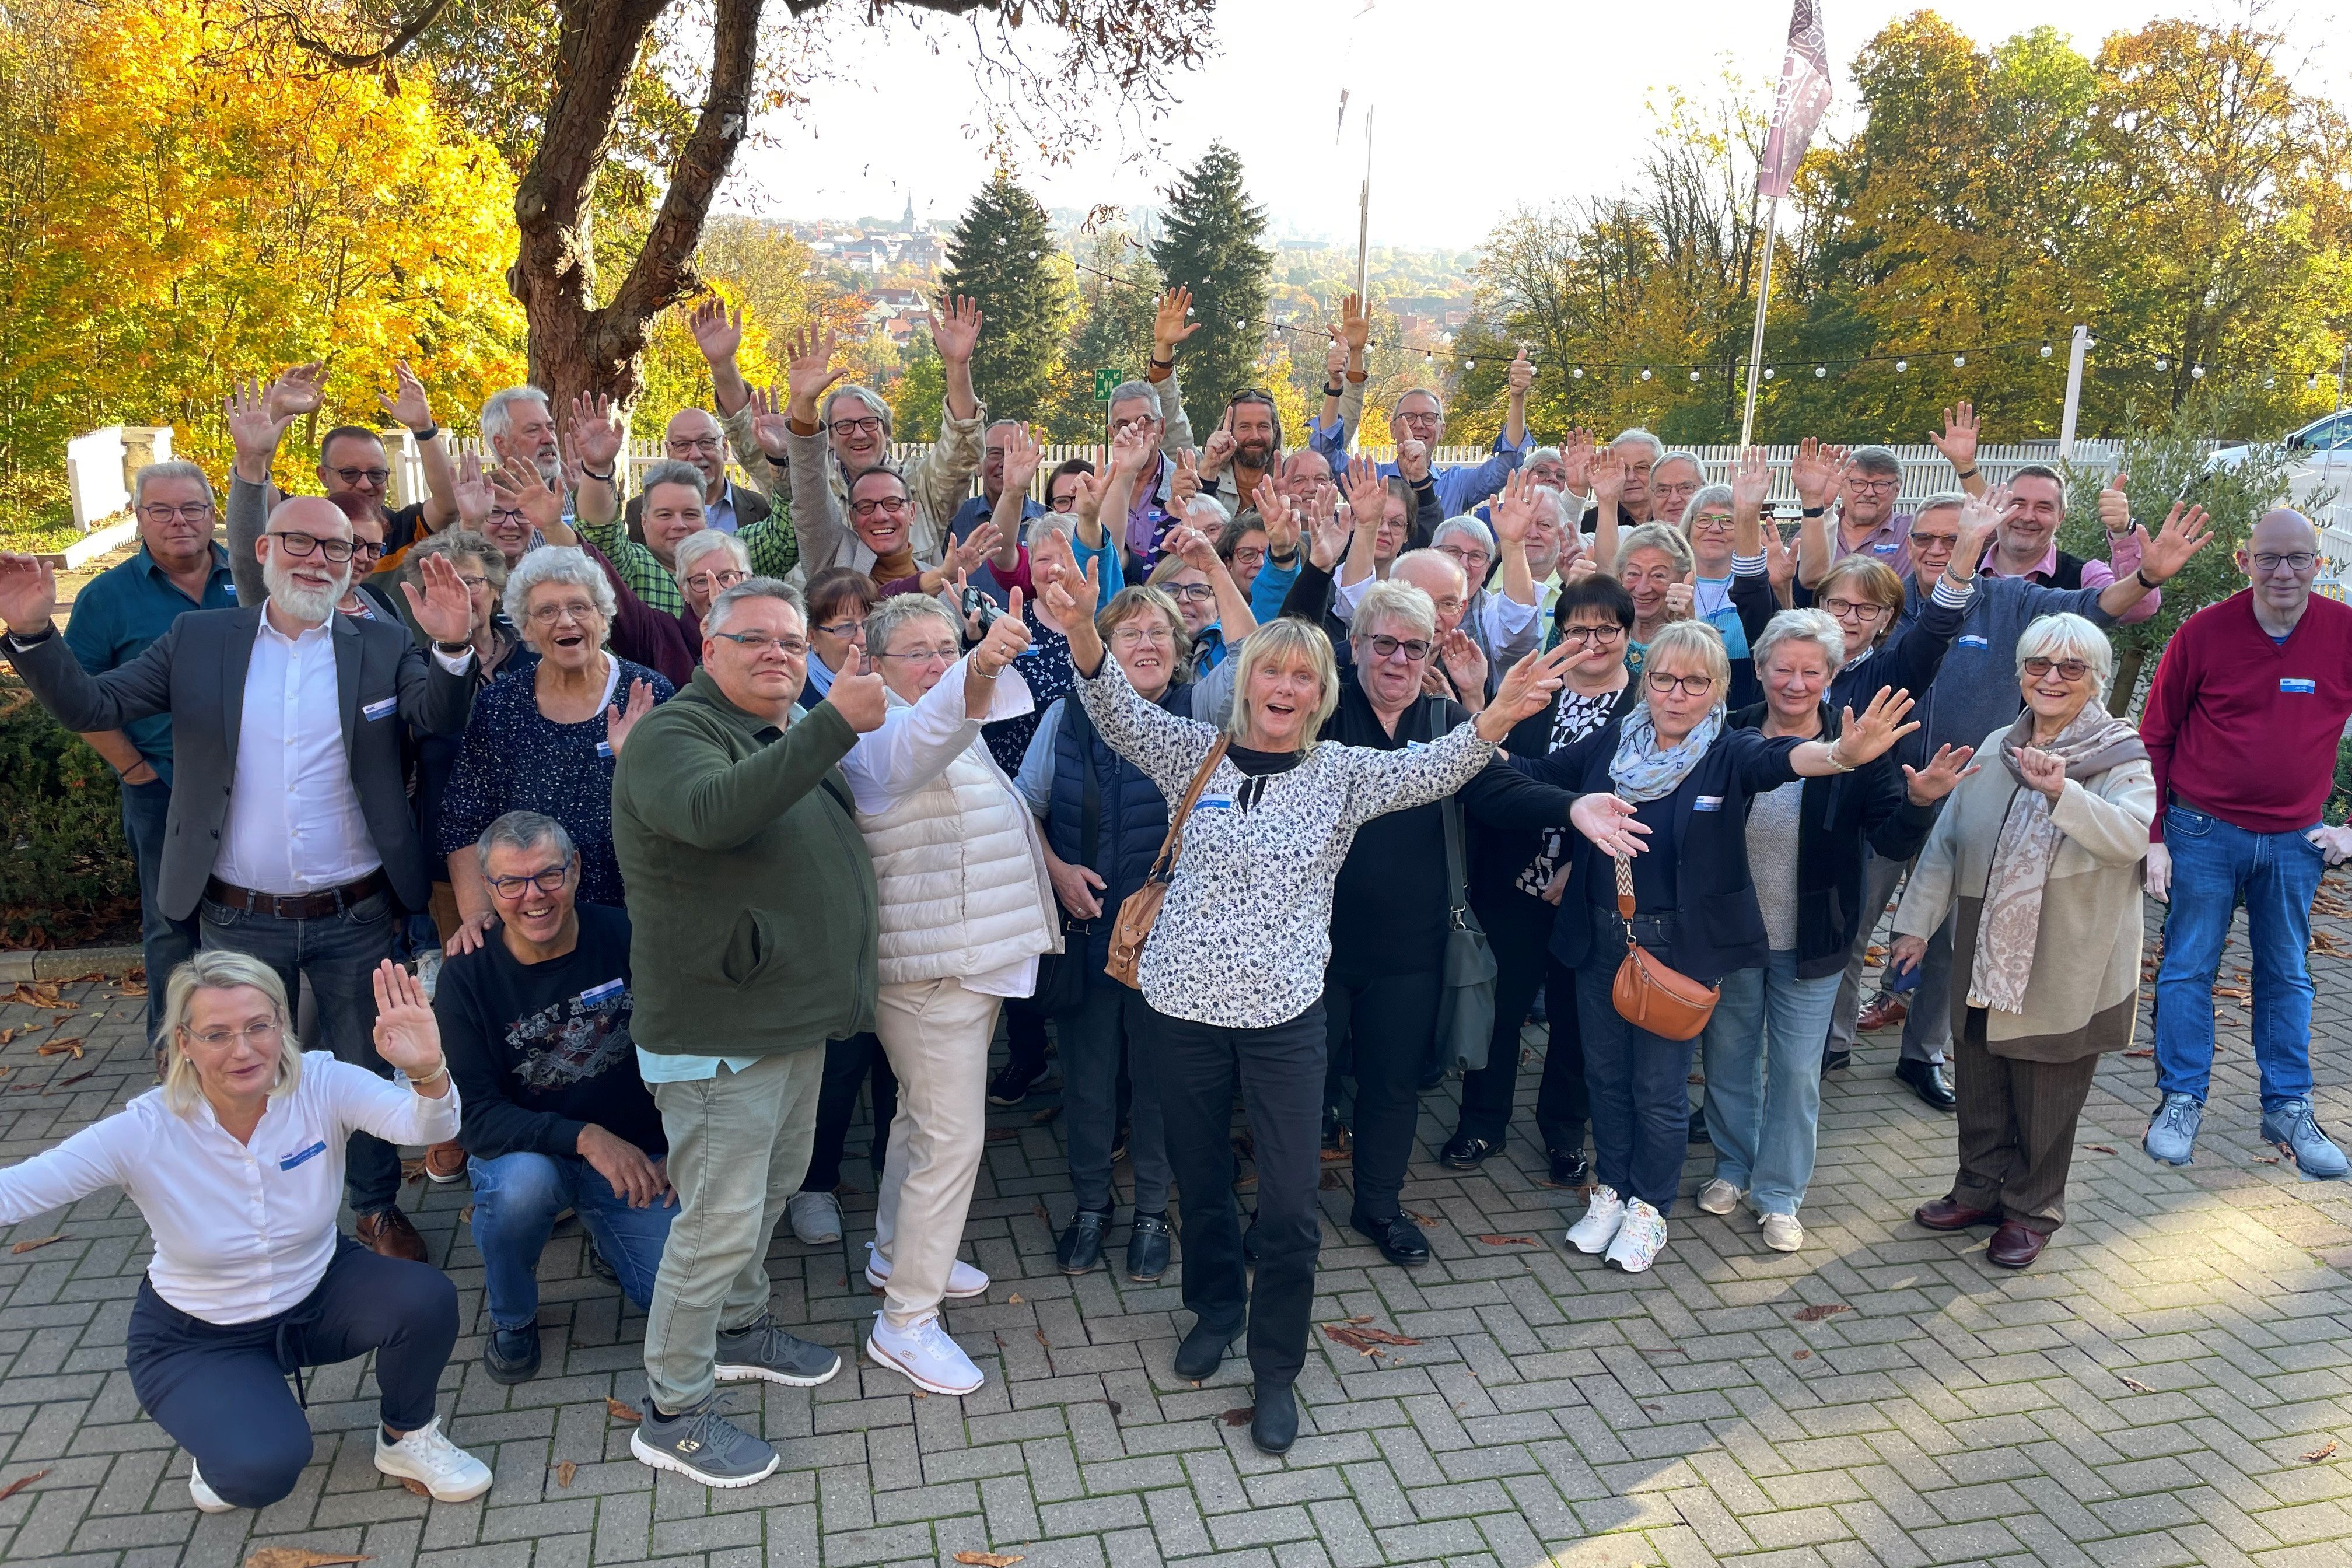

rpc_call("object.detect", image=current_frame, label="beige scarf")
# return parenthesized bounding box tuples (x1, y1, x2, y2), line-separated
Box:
(1968, 707, 2147, 1014)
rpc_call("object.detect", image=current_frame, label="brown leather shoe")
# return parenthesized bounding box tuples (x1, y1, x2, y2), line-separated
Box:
(422, 1140, 468, 1184)
(1857, 996, 1909, 1033)
(356, 1208, 428, 1262)
(1913, 1195, 2000, 1231)
(1986, 1220, 2048, 1269)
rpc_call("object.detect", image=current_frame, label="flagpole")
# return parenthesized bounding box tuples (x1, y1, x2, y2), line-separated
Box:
(1740, 196, 1780, 448)
(1354, 110, 1373, 302)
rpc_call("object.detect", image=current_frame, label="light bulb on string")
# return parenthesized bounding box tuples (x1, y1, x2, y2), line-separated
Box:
(2041, 342, 2053, 358)
(1763, 367, 1774, 380)
(2155, 357, 2168, 370)
(1895, 359, 1908, 373)
(2310, 373, 2321, 388)
(1814, 366, 1827, 379)
(1688, 370, 1701, 382)
(2192, 365, 2206, 379)
(1640, 368, 1653, 381)
(1952, 355, 1966, 368)
(1572, 366, 1584, 379)
(1464, 361, 1475, 371)
(2265, 376, 2276, 388)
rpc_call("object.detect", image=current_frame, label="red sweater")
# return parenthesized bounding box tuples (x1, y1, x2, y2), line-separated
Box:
(2141, 589, 2352, 841)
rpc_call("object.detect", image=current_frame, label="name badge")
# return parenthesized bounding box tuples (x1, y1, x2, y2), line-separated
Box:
(1195, 796, 1235, 811)
(1694, 794, 1724, 812)
(596, 740, 615, 760)
(580, 978, 626, 1008)
(1406, 738, 1429, 752)
(1956, 634, 1990, 649)
(2282, 677, 2316, 694)
(1873, 541, 1899, 554)
(279, 1139, 328, 1171)
(362, 696, 398, 722)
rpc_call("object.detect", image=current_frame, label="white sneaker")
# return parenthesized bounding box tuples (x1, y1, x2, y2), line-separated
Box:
(374, 1416, 494, 1502)
(866, 1311, 985, 1395)
(1603, 1199, 1668, 1273)
(1759, 1212, 1804, 1252)
(1696, 1178, 1741, 1215)
(187, 1461, 233, 1513)
(788, 1189, 844, 1245)
(864, 1241, 988, 1299)
(1566, 1185, 1628, 1255)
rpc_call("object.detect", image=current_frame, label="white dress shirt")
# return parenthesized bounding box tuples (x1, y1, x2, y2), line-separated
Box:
(1331, 570, 1539, 648)
(0, 1055, 460, 1323)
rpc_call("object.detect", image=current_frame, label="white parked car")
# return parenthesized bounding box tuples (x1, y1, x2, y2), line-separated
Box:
(2209, 411, 2352, 569)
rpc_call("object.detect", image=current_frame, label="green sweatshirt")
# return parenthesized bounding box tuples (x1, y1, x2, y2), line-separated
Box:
(611, 667, 878, 1055)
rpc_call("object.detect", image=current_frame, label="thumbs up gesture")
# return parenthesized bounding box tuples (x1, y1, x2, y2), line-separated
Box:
(2099, 470, 2134, 537)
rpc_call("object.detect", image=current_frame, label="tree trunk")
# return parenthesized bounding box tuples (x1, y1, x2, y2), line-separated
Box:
(2108, 643, 2146, 717)
(512, 0, 764, 414)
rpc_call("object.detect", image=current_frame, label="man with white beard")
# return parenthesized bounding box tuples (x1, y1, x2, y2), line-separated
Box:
(0, 495, 482, 1263)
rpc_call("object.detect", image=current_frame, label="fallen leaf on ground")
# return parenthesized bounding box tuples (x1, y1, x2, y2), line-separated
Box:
(1474, 1234, 1536, 1246)
(1032, 1202, 1050, 1223)
(0, 1468, 47, 1501)
(2255, 1157, 2280, 1164)
(1347, 1314, 1374, 1324)
(554, 1460, 577, 1487)
(1220, 1408, 1253, 1426)
(34, 1040, 83, 1058)
(114, 978, 148, 998)
(2300, 1439, 2338, 1463)
(2116, 1374, 2154, 1394)
(953, 1553, 1023, 1566)
(1320, 1147, 1348, 1163)
(2081, 1144, 2118, 1155)
(0, 1028, 15, 1046)
(605, 1397, 641, 1423)
(1793, 1350, 1812, 1360)
(1406, 1210, 1440, 1227)
(1006, 1292, 1023, 1305)
(2124, 1049, 2154, 1058)
(398, 1477, 429, 1496)
(984, 1128, 1017, 1142)
(1031, 1104, 1061, 1124)
(1793, 1303, 1850, 1322)
(460, 1206, 474, 1223)
(1324, 1324, 1420, 1354)
(243, 1551, 372, 1568)
(43, 1068, 95, 1093)
(1640, 1402, 1662, 1413)
(3, 984, 62, 1008)
(9, 1234, 66, 1254)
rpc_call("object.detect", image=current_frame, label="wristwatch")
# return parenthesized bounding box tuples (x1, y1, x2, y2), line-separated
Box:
(1800, 505, 1827, 519)
(1321, 380, 1345, 398)
(4, 622, 57, 650)
(412, 423, 441, 443)
(434, 639, 474, 656)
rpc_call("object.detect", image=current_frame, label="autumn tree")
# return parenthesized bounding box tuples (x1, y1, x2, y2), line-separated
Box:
(1151, 142, 1273, 436)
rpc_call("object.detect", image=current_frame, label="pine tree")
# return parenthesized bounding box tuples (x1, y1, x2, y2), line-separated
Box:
(1052, 229, 1164, 440)
(937, 174, 1070, 424)
(1150, 143, 1275, 437)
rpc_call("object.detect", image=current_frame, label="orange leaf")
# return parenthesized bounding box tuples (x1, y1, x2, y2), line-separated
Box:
(1474, 1234, 1536, 1246)
(554, 1460, 577, 1487)
(0, 1468, 47, 1501)
(606, 1397, 641, 1423)
(2081, 1144, 2118, 1155)
(1793, 1303, 1850, 1322)
(1220, 1408, 1253, 1426)
(2300, 1439, 2338, 1464)
(242, 1550, 373, 1568)
(10, 1234, 66, 1254)
(953, 1555, 1024, 1566)
(399, 1477, 429, 1496)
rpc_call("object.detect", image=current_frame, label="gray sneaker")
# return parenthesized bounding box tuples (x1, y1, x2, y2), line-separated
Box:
(2144, 1092, 2203, 1166)
(2260, 1099, 2350, 1180)
(714, 1314, 841, 1387)
(787, 1189, 844, 1245)
(629, 1396, 778, 1488)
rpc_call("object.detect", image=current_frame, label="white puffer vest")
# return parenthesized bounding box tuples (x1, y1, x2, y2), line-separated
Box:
(859, 734, 1058, 986)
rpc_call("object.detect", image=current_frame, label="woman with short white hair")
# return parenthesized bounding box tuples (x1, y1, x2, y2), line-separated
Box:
(1892, 612, 2154, 1269)
(0, 951, 491, 1511)
(671, 529, 751, 622)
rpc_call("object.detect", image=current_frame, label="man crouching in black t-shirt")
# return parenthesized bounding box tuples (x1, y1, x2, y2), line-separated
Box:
(436, 810, 672, 1384)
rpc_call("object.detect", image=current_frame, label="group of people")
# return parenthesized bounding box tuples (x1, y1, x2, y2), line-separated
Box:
(2, 280, 2349, 1492)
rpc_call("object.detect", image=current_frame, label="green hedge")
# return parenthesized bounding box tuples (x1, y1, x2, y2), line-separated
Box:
(0, 678, 138, 948)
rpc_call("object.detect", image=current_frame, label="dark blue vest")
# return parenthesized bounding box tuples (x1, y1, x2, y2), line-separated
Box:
(1045, 687, 1193, 962)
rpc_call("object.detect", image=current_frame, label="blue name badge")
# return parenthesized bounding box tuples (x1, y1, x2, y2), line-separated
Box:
(1195, 796, 1235, 811)
(279, 1139, 328, 1172)
(1406, 738, 1430, 751)
(1956, 634, 1990, 650)
(362, 696, 398, 722)
(1694, 794, 1725, 813)
(580, 978, 625, 1009)
(2282, 677, 2317, 694)
(596, 740, 615, 760)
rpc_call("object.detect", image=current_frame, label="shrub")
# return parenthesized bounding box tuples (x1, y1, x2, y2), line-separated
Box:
(0, 678, 138, 947)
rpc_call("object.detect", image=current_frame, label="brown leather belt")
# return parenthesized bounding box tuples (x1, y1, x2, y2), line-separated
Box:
(204, 869, 390, 921)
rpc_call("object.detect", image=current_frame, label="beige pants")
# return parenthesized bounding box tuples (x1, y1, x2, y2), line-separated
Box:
(871, 976, 1002, 1326)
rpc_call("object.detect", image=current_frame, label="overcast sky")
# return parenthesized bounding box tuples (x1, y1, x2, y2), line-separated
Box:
(727, 0, 2339, 251)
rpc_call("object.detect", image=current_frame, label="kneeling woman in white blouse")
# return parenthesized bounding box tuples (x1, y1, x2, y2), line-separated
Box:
(0, 951, 492, 1513)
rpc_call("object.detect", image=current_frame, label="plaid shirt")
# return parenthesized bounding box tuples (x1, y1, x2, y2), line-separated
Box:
(576, 509, 799, 617)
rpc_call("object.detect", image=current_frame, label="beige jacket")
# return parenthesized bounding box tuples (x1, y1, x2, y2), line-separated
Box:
(724, 397, 985, 584)
(1894, 724, 2156, 1060)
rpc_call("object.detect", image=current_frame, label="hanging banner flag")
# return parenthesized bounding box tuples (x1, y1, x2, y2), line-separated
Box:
(1757, 0, 1832, 198)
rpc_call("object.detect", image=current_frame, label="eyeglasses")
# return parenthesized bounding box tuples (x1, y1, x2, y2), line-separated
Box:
(1363, 633, 1433, 662)
(1556, 623, 1626, 646)
(1165, 583, 1217, 604)
(667, 436, 724, 454)
(1440, 545, 1493, 567)
(2022, 656, 2090, 681)
(526, 598, 599, 624)
(2251, 552, 2318, 573)
(140, 502, 214, 523)
(267, 531, 356, 562)
(456, 573, 491, 592)
(1849, 477, 1901, 495)
(178, 1019, 284, 1049)
(850, 496, 910, 519)
(874, 644, 960, 666)
(1689, 514, 1735, 534)
(828, 416, 886, 439)
(683, 569, 750, 596)
(352, 540, 385, 562)
(1048, 492, 1081, 512)
(1822, 597, 1888, 622)
(712, 631, 809, 656)
(487, 865, 572, 898)
(486, 508, 528, 530)
(1646, 670, 1716, 696)
(328, 466, 393, 487)
(1909, 531, 1959, 551)
(813, 619, 866, 642)
(1110, 413, 1159, 436)
(1230, 547, 1266, 567)
(1110, 624, 1176, 648)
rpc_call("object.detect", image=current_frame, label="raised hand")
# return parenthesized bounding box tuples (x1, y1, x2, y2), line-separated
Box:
(1153, 285, 1202, 358)
(1834, 687, 1920, 767)
(1108, 419, 1156, 478)
(1324, 329, 1349, 382)
(0, 552, 60, 633)
(1949, 483, 2006, 573)
(1308, 498, 1355, 571)
(1252, 475, 1300, 556)
(1731, 444, 1771, 517)
(687, 298, 744, 365)
(1591, 442, 1626, 516)
(1066, 468, 1105, 528)
(377, 361, 435, 433)
(2015, 744, 2066, 802)
(1790, 437, 1852, 510)
(1478, 640, 1578, 739)
(827, 668, 890, 732)
(1342, 454, 1388, 527)
(1662, 581, 1695, 623)
(568, 390, 626, 473)
(452, 451, 494, 527)
(747, 384, 793, 460)
(1168, 448, 1202, 509)
(2139, 499, 2214, 582)
(1199, 427, 1237, 478)
(606, 678, 656, 755)
(1030, 527, 1080, 634)
(973, 587, 1032, 675)
(1041, 551, 1103, 632)
(402, 549, 477, 645)
(1506, 346, 1535, 396)
(492, 457, 562, 535)
(2099, 470, 2134, 536)
(1166, 523, 1220, 575)
(1571, 793, 1651, 858)
(1901, 743, 1980, 804)
(1001, 423, 1043, 495)
(949, 520, 1005, 579)
(1339, 291, 1369, 354)
(1491, 470, 1538, 544)
(928, 293, 984, 363)
(265, 362, 328, 422)
(1931, 400, 1980, 472)
(1560, 428, 1595, 496)
(1763, 523, 1798, 593)
(1395, 438, 1431, 483)
(369, 960, 446, 1078)
(783, 328, 847, 420)
(226, 375, 299, 468)
(1437, 628, 1489, 705)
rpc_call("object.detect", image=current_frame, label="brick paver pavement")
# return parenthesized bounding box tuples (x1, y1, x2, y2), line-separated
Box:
(4, 890, 2350, 1568)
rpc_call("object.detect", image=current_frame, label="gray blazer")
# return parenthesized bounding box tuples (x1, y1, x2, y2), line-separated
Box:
(5, 607, 475, 919)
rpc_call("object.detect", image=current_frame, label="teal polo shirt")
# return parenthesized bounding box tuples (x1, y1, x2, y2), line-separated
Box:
(61, 542, 239, 784)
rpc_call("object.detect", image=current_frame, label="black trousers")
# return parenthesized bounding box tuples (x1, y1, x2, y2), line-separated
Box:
(126, 1238, 457, 1509)
(1454, 892, 1590, 1152)
(1002, 994, 1052, 1075)
(1322, 965, 1443, 1224)
(803, 1032, 897, 1192)
(1147, 1000, 1327, 1389)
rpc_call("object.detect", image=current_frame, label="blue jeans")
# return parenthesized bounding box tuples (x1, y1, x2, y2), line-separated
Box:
(1700, 953, 1843, 1216)
(2155, 805, 2326, 1111)
(119, 777, 196, 1042)
(198, 888, 401, 1213)
(1576, 907, 1699, 1216)
(468, 1151, 676, 1330)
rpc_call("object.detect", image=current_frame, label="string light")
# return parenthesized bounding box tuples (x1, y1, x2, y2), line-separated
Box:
(2041, 342, 2053, 357)
(1952, 355, 1966, 368)
(1640, 368, 1653, 380)
(1763, 367, 1774, 380)
(1814, 366, 1827, 378)
(1572, 366, 1584, 379)
(2155, 356, 2168, 370)
(1894, 359, 1907, 373)
(2192, 364, 2206, 379)
(1688, 369, 1701, 382)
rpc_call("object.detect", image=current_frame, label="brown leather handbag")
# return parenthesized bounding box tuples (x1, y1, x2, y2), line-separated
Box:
(1609, 853, 1719, 1040)
(1106, 737, 1231, 988)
